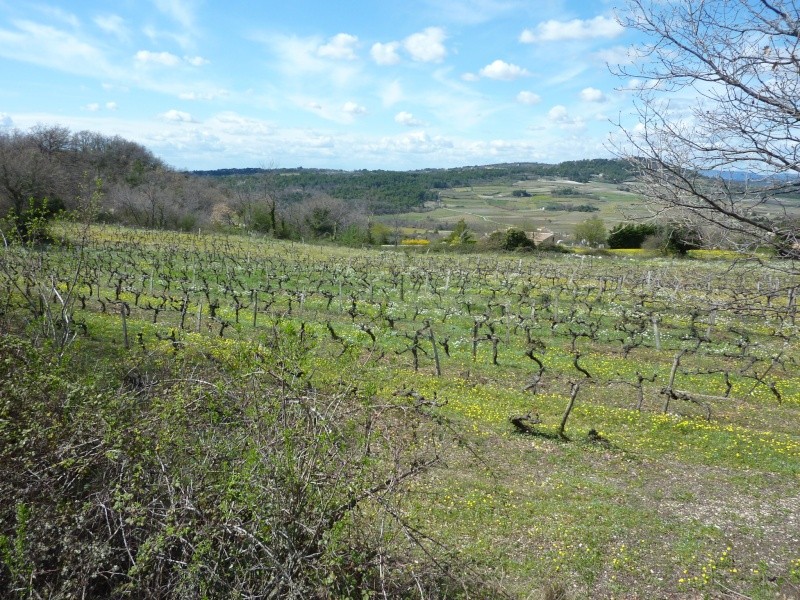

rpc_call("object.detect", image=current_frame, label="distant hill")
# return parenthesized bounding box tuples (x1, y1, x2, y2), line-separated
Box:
(193, 159, 636, 214)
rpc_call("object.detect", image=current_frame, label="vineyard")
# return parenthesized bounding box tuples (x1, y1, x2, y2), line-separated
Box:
(2, 224, 799, 598)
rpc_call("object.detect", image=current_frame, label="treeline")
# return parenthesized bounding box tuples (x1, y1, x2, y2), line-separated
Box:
(0, 124, 636, 245)
(198, 168, 455, 215)
(0, 125, 227, 232)
(0, 125, 162, 213)
(195, 158, 636, 214)
(540, 158, 633, 183)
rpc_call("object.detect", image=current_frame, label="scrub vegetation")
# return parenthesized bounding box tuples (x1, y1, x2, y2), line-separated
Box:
(1, 221, 798, 598)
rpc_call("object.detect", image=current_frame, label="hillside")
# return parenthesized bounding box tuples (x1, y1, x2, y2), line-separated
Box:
(193, 159, 636, 215)
(0, 126, 640, 242)
(1, 225, 798, 598)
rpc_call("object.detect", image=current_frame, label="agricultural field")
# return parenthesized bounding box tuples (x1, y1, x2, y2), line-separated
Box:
(379, 177, 800, 245)
(1, 224, 799, 598)
(377, 179, 659, 241)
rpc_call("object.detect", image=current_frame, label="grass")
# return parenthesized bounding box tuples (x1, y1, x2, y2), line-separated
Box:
(378, 178, 655, 240)
(381, 179, 800, 251)
(2, 223, 799, 598)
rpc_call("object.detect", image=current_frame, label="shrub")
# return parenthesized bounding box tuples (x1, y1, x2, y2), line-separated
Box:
(478, 230, 507, 251)
(2, 197, 64, 245)
(608, 223, 659, 249)
(0, 333, 488, 598)
(503, 228, 535, 251)
(476, 228, 535, 252)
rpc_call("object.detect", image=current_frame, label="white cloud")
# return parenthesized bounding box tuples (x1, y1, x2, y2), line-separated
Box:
(376, 130, 454, 154)
(317, 33, 359, 60)
(461, 72, 480, 82)
(291, 97, 365, 124)
(5, 104, 619, 170)
(84, 101, 118, 112)
(0, 113, 13, 129)
(264, 35, 323, 73)
(185, 55, 209, 66)
(547, 105, 586, 129)
(179, 89, 228, 101)
(94, 14, 128, 40)
(343, 101, 367, 115)
(371, 41, 401, 65)
(548, 105, 570, 122)
(479, 59, 530, 81)
(152, 0, 196, 31)
(0, 20, 115, 78)
(520, 16, 623, 43)
(404, 27, 447, 63)
(395, 111, 424, 127)
(135, 50, 181, 67)
(625, 78, 660, 91)
(160, 109, 195, 122)
(517, 90, 541, 105)
(579, 87, 606, 102)
(380, 80, 404, 107)
(262, 34, 362, 88)
(205, 111, 274, 136)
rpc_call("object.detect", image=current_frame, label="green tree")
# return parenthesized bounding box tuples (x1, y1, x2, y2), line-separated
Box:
(447, 219, 475, 245)
(502, 228, 535, 251)
(3, 197, 64, 245)
(574, 217, 607, 247)
(607, 223, 658, 249)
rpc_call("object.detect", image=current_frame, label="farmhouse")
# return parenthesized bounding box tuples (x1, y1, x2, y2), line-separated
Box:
(528, 228, 555, 247)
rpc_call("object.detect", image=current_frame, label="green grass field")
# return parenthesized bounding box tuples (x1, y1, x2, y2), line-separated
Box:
(377, 178, 653, 240)
(378, 178, 800, 247)
(1, 224, 799, 598)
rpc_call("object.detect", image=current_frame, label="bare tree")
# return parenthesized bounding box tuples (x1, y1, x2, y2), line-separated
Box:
(286, 194, 367, 241)
(0, 130, 66, 214)
(229, 170, 281, 232)
(0, 125, 166, 219)
(615, 0, 800, 255)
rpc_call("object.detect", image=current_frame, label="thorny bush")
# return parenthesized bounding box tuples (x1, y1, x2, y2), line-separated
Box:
(0, 330, 496, 599)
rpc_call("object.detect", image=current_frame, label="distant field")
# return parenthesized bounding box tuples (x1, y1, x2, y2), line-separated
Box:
(377, 178, 800, 242)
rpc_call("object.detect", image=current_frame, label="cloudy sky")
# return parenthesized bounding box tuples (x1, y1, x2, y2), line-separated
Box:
(0, 0, 644, 170)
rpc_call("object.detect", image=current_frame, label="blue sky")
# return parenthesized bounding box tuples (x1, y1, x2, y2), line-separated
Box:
(0, 0, 644, 170)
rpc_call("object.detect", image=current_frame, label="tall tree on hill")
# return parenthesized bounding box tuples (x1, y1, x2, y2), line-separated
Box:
(615, 0, 800, 256)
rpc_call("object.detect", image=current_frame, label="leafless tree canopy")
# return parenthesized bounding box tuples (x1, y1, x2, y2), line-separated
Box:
(0, 125, 230, 230)
(616, 0, 800, 253)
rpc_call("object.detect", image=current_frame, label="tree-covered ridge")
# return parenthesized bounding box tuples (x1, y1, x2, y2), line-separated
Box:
(541, 158, 634, 184)
(0, 124, 637, 241)
(0, 126, 232, 232)
(0, 125, 164, 215)
(194, 159, 636, 214)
